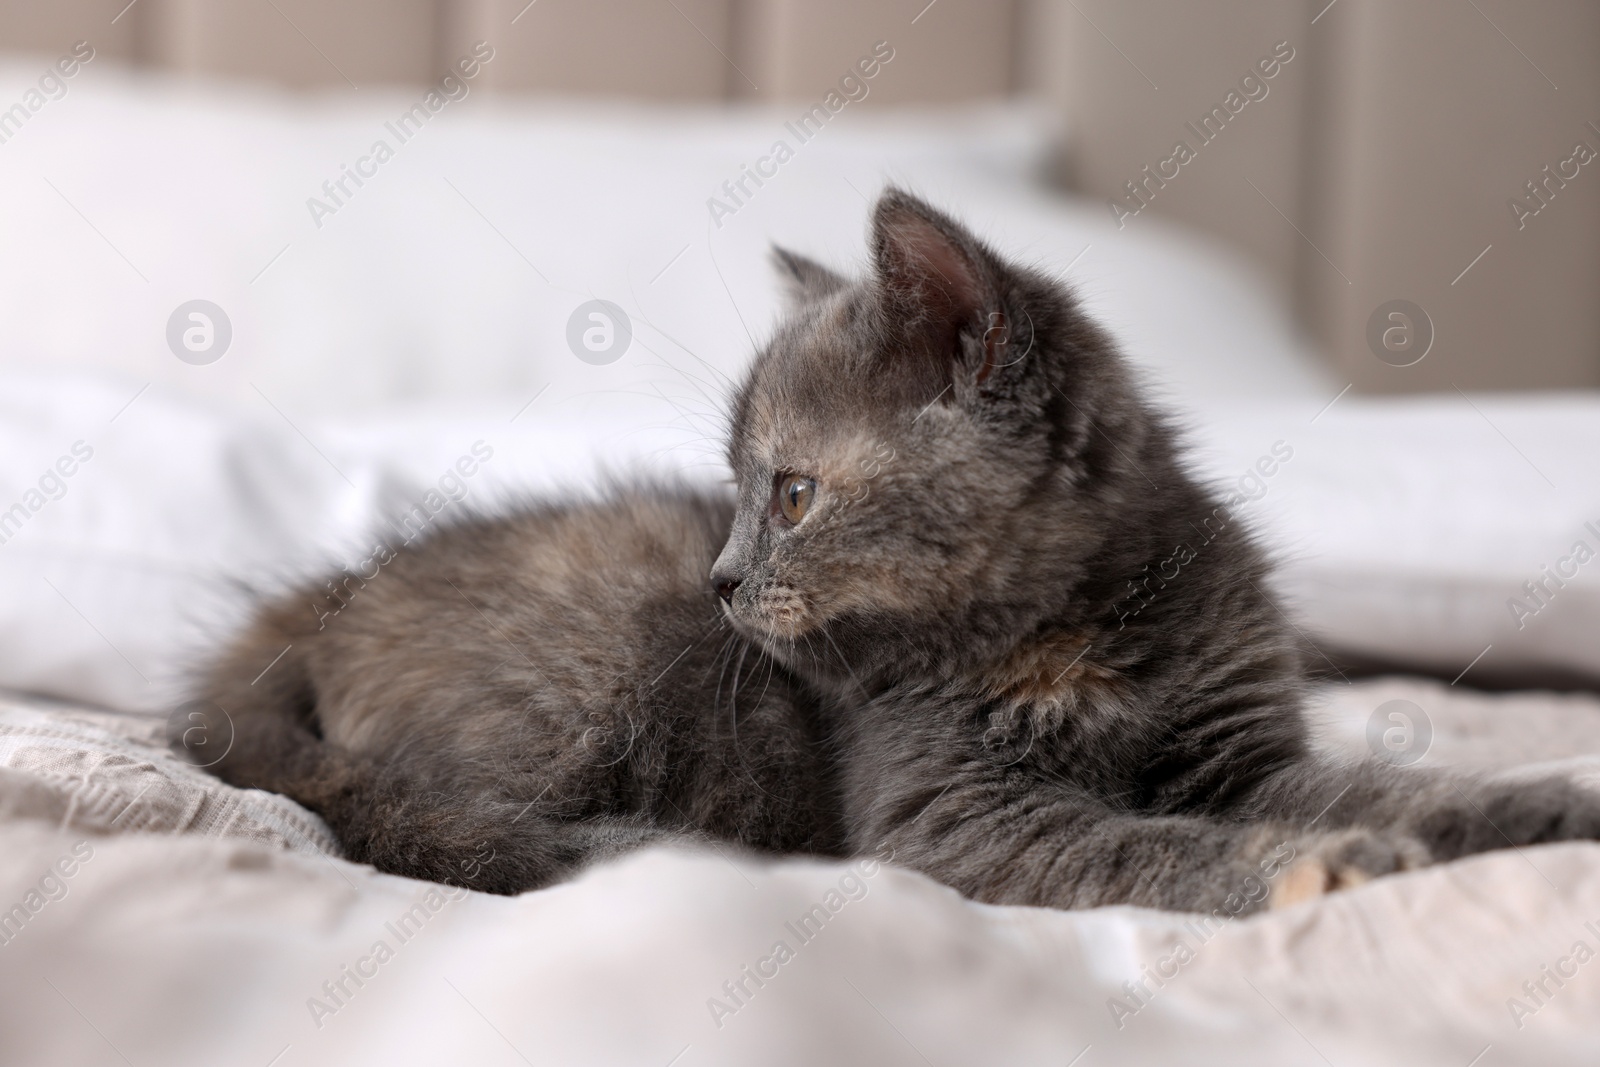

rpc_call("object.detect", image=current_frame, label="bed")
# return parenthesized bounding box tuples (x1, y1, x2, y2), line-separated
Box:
(2, 62, 1598, 1066)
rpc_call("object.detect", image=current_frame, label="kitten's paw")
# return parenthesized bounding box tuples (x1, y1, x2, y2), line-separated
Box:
(1271, 829, 1429, 909)
(1416, 778, 1600, 860)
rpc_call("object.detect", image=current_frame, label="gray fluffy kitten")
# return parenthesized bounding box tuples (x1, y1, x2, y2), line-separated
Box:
(198, 488, 843, 894)
(709, 188, 1600, 911)
(199, 187, 1600, 912)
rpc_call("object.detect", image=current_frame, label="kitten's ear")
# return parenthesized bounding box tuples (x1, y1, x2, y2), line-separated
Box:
(771, 246, 847, 310)
(870, 188, 1004, 390)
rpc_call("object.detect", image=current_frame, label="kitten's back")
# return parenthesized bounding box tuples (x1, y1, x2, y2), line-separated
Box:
(194, 484, 839, 892)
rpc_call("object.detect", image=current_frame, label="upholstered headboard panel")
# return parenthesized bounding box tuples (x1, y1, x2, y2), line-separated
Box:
(1038, 0, 1600, 392)
(4, 0, 1596, 392)
(0, 0, 1018, 99)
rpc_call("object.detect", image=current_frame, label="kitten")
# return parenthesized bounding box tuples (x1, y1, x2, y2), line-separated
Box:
(194, 485, 841, 894)
(711, 188, 1600, 911)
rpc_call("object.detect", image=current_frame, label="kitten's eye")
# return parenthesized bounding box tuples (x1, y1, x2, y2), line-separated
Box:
(777, 474, 816, 525)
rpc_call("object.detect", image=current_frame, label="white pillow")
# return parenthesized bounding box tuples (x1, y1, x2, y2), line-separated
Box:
(0, 64, 1594, 709)
(4, 371, 1599, 713)
(1187, 395, 1600, 686)
(0, 370, 707, 712)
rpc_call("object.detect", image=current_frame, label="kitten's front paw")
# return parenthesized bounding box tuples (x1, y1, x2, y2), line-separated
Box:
(1416, 778, 1600, 860)
(1271, 829, 1429, 909)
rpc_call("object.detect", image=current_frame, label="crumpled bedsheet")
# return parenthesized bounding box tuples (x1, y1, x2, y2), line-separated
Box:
(1, 676, 1598, 1066)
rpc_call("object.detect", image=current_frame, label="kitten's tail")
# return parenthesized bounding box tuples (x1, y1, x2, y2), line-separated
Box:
(184, 609, 330, 804)
(185, 611, 565, 893)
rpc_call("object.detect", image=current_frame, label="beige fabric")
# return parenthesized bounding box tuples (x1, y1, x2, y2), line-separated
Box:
(1, 0, 1016, 101)
(0, 699, 337, 855)
(0, 679, 1598, 1066)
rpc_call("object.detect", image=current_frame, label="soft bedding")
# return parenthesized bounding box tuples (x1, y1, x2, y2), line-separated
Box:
(4, 373, 1599, 718)
(3, 61, 1600, 1067)
(0, 66, 1596, 715)
(2, 678, 1598, 1067)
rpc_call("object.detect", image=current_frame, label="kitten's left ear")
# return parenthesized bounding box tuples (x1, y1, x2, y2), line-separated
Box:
(870, 188, 1007, 390)
(771, 246, 847, 310)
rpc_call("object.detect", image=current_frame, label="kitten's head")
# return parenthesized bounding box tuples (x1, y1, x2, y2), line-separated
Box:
(712, 189, 1178, 691)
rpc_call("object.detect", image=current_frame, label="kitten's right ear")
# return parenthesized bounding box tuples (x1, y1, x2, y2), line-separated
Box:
(771, 246, 847, 311)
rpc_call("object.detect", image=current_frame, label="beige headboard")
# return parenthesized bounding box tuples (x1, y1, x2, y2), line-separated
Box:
(5, 0, 1597, 392)
(0, 0, 1019, 100)
(1037, 0, 1600, 393)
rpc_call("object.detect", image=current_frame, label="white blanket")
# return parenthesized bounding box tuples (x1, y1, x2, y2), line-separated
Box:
(2, 676, 1598, 1067)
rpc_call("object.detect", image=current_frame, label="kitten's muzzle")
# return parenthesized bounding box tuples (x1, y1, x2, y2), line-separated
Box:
(713, 574, 742, 603)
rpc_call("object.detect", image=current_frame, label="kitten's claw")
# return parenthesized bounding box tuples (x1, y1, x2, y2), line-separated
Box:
(1271, 829, 1429, 909)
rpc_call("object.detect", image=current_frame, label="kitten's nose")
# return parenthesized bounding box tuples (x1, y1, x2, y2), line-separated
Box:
(714, 576, 741, 603)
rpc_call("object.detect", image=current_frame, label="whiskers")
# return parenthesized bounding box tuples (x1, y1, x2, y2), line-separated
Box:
(705, 619, 807, 805)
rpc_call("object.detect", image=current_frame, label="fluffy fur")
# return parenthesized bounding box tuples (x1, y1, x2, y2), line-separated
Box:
(194, 486, 842, 894)
(710, 188, 1600, 912)
(197, 188, 1600, 911)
